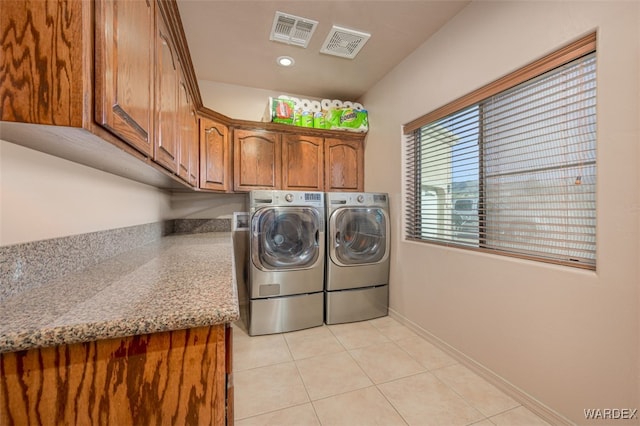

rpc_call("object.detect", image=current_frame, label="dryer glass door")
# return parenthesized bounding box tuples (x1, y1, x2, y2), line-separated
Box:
(332, 208, 388, 265)
(252, 207, 321, 270)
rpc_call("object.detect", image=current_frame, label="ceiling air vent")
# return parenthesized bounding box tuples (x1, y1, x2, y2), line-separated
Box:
(320, 26, 371, 59)
(270, 11, 318, 48)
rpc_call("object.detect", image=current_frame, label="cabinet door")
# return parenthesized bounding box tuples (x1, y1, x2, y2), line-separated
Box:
(0, 0, 84, 127)
(187, 111, 199, 187)
(0, 326, 228, 425)
(324, 138, 364, 192)
(233, 129, 281, 191)
(154, 15, 179, 173)
(200, 118, 231, 192)
(177, 78, 198, 187)
(282, 134, 324, 191)
(95, 0, 154, 155)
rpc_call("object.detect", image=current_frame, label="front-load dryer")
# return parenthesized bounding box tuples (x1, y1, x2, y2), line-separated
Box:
(248, 190, 325, 335)
(325, 192, 390, 324)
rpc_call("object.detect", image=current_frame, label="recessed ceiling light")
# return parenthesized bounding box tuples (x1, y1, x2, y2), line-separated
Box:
(277, 56, 295, 67)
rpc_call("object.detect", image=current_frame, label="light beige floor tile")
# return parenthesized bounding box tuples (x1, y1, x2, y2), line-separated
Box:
(296, 351, 373, 400)
(396, 335, 458, 371)
(433, 364, 519, 417)
(489, 406, 552, 425)
(349, 341, 425, 384)
(313, 386, 408, 426)
(378, 372, 485, 426)
(234, 333, 292, 371)
(468, 420, 496, 426)
(234, 361, 310, 420)
(375, 322, 418, 341)
(232, 321, 250, 340)
(284, 325, 345, 360)
(235, 403, 320, 426)
(368, 316, 400, 329)
(328, 320, 391, 350)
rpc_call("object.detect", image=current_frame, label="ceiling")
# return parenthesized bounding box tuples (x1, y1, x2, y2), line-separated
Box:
(176, 1, 470, 101)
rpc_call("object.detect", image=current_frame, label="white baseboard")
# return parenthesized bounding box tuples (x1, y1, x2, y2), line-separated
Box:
(388, 308, 575, 426)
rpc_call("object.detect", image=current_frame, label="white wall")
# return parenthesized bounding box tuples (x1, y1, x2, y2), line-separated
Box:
(199, 79, 322, 122)
(0, 140, 173, 246)
(170, 192, 247, 219)
(360, 1, 639, 424)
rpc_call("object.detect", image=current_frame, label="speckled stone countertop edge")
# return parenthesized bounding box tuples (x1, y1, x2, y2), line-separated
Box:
(0, 232, 239, 354)
(1, 308, 239, 353)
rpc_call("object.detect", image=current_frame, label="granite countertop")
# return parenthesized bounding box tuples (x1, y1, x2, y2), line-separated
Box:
(0, 232, 239, 353)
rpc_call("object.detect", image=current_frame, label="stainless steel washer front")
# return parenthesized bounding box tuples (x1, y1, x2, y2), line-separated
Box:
(248, 190, 325, 335)
(325, 192, 390, 324)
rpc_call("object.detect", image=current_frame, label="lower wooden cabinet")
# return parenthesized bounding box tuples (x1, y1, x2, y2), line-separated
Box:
(0, 325, 232, 425)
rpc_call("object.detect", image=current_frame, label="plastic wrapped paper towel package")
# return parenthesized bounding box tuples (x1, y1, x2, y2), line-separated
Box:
(264, 96, 368, 133)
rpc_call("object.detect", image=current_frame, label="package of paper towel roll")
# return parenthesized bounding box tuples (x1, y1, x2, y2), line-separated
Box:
(264, 96, 368, 133)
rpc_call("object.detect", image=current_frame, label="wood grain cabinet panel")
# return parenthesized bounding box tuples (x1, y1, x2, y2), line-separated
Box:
(177, 78, 199, 187)
(0, 325, 230, 425)
(154, 14, 180, 173)
(0, 0, 85, 126)
(225, 324, 234, 426)
(188, 114, 200, 187)
(95, 0, 155, 156)
(325, 137, 364, 192)
(282, 134, 324, 191)
(200, 118, 231, 192)
(233, 129, 282, 191)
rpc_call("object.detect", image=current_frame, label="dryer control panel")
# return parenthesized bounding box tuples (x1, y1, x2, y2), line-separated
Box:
(328, 192, 388, 207)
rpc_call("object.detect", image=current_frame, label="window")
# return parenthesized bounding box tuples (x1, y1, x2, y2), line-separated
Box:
(404, 33, 597, 269)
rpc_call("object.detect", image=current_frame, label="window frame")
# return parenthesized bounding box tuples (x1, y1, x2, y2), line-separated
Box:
(403, 32, 597, 270)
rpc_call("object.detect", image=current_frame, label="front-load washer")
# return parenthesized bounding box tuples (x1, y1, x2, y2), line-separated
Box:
(248, 190, 325, 335)
(325, 192, 390, 324)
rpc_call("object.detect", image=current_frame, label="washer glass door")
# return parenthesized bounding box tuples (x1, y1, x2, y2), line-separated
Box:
(331, 207, 388, 265)
(252, 207, 321, 270)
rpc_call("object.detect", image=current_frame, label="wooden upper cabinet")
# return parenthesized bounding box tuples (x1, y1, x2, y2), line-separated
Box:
(187, 112, 199, 187)
(234, 129, 281, 192)
(325, 138, 364, 192)
(95, 0, 154, 156)
(177, 78, 198, 186)
(0, 0, 85, 126)
(200, 118, 231, 192)
(282, 134, 324, 191)
(154, 14, 179, 173)
(0, 1, 368, 194)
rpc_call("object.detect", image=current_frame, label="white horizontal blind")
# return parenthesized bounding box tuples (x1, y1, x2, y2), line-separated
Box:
(405, 52, 597, 269)
(483, 53, 596, 265)
(405, 106, 481, 245)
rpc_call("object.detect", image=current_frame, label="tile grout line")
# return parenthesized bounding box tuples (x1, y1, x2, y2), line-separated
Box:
(328, 321, 413, 426)
(281, 331, 324, 425)
(232, 320, 548, 425)
(371, 320, 505, 425)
